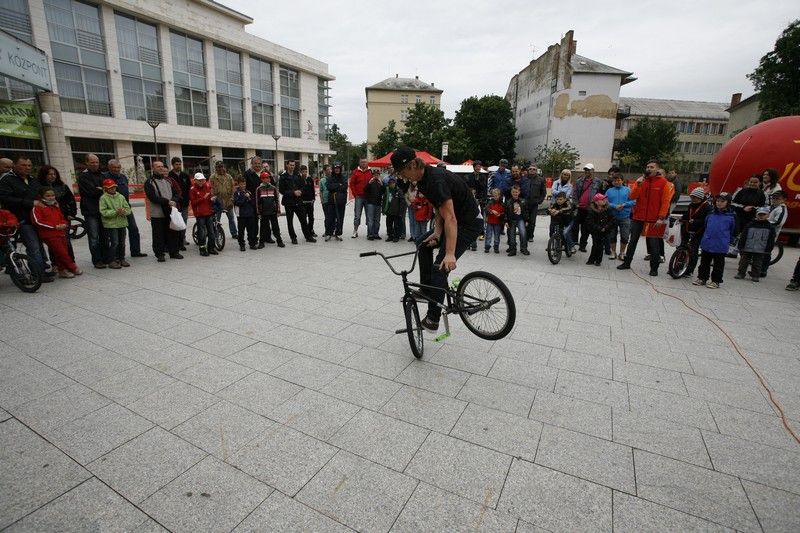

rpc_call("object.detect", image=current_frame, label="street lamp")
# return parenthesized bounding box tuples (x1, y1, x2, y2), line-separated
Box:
(147, 120, 161, 165)
(272, 134, 281, 169)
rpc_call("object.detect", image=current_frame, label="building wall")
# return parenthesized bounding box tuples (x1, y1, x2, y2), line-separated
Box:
(15, 0, 333, 184)
(366, 89, 440, 158)
(728, 98, 760, 137)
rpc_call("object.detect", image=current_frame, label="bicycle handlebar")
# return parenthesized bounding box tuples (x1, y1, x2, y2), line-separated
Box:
(359, 244, 423, 276)
(359, 251, 377, 257)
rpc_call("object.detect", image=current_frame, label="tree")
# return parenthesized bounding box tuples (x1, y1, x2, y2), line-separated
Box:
(533, 139, 580, 178)
(327, 123, 366, 171)
(453, 95, 516, 163)
(618, 118, 678, 170)
(372, 120, 400, 158)
(400, 103, 450, 156)
(747, 19, 800, 121)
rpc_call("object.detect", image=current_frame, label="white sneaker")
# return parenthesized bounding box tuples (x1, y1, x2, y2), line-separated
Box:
(692, 278, 706, 286)
(660, 256, 665, 263)
(707, 281, 719, 289)
(351, 230, 358, 238)
(644, 254, 651, 261)
(609, 253, 617, 260)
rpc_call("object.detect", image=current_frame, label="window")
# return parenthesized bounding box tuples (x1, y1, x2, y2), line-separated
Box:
(684, 141, 691, 153)
(131, 141, 167, 171)
(415, 95, 421, 103)
(0, 137, 44, 167)
(44, 0, 111, 116)
(692, 142, 699, 153)
(400, 94, 408, 104)
(221, 147, 245, 174)
(116, 13, 166, 123)
(318, 78, 330, 141)
(0, 0, 36, 101)
(181, 144, 209, 174)
(400, 109, 409, 122)
(255, 149, 274, 173)
(718, 124, 726, 136)
(250, 56, 274, 135)
(279, 66, 300, 137)
(214, 45, 243, 131)
(694, 122, 703, 134)
(171, 31, 208, 127)
(578, 90, 587, 96)
(70, 137, 115, 171)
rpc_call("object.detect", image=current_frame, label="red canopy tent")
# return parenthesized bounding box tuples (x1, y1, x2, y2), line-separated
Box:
(368, 150, 442, 168)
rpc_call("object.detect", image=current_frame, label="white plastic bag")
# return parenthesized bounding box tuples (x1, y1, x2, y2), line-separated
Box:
(169, 206, 186, 231)
(665, 220, 682, 247)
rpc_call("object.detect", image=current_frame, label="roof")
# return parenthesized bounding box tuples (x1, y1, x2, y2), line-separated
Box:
(727, 93, 759, 112)
(619, 97, 729, 120)
(198, 0, 253, 23)
(571, 55, 636, 84)
(367, 76, 443, 93)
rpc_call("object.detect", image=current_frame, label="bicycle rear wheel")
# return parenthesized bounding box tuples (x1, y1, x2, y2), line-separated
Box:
(403, 295, 424, 359)
(192, 223, 199, 244)
(69, 217, 86, 239)
(456, 271, 516, 340)
(769, 242, 783, 266)
(668, 247, 690, 279)
(215, 224, 226, 251)
(9, 253, 41, 293)
(547, 234, 562, 264)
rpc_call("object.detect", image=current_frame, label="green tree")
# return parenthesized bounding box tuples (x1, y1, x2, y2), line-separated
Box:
(371, 120, 401, 158)
(747, 19, 800, 121)
(533, 139, 580, 178)
(328, 123, 366, 171)
(400, 103, 450, 155)
(619, 118, 678, 170)
(453, 95, 516, 163)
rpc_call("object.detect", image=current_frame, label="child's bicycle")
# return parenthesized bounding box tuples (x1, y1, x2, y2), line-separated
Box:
(0, 213, 42, 293)
(69, 216, 86, 239)
(546, 222, 573, 264)
(360, 244, 516, 359)
(191, 204, 226, 252)
(667, 219, 697, 279)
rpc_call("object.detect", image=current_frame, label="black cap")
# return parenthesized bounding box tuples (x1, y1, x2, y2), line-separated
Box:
(333, 161, 342, 167)
(390, 147, 416, 169)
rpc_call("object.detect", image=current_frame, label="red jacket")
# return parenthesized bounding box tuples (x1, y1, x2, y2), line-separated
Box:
(485, 200, 505, 225)
(31, 203, 68, 239)
(190, 184, 215, 217)
(349, 168, 372, 198)
(630, 176, 673, 223)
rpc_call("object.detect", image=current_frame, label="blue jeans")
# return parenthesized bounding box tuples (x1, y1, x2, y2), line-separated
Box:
(215, 208, 238, 237)
(353, 197, 367, 230)
(17, 223, 46, 275)
(407, 206, 416, 239)
(365, 203, 381, 237)
(484, 223, 501, 250)
(508, 219, 527, 251)
(127, 213, 141, 255)
(85, 215, 109, 264)
(107, 227, 126, 260)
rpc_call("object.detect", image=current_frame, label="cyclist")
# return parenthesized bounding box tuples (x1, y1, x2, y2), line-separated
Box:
(391, 147, 483, 331)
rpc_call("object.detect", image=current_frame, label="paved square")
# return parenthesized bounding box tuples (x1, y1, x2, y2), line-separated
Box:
(1, 205, 799, 531)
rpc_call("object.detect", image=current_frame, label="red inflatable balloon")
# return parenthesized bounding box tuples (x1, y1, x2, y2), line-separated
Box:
(709, 116, 800, 235)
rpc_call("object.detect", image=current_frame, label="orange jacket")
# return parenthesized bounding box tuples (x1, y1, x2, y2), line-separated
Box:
(629, 176, 673, 223)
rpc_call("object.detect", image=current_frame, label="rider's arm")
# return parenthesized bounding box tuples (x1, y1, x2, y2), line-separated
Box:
(438, 199, 458, 258)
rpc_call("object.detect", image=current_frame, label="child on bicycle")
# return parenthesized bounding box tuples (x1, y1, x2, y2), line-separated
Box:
(233, 176, 257, 251)
(190, 173, 217, 257)
(760, 190, 788, 278)
(548, 191, 575, 254)
(504, 184, 529, 256)
(735, 206, 774, 282)
(694, 193, 736, 289)
(31, 187, 82, 278)
(99, 179, 131, 269)
(484, 188, 504, 254)
(681, 187, 712, 277)
(256, 171, 284, 247)
(586, 193, 612, 266)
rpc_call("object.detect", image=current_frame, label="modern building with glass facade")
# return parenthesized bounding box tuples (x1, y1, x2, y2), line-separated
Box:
(1, 0, 333, 183)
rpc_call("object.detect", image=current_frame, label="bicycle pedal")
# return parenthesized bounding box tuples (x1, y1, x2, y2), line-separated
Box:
(434, 332, 450, 342)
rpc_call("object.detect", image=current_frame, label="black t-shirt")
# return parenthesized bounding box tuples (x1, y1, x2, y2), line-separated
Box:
(417, 166, 480, 225)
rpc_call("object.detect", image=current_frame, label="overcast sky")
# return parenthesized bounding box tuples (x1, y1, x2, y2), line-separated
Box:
(227, 0, 796, 143)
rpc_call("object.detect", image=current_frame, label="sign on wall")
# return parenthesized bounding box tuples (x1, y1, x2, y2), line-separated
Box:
(0, 30, 51, 92)
(0, 101, 39, 139)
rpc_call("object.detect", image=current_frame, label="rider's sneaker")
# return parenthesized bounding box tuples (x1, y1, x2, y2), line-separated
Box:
(420, 316, 439, 332)
(692, 278, 706, 286)
(707, 281, 720, 289)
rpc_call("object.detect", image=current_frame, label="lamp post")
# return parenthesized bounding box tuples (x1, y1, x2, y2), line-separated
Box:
(272, 134, 281, 170)
(147, 120, 161, 166)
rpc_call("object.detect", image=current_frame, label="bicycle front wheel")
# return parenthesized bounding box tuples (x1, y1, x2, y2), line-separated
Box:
(547, 234, 562, 264)
(770, 242, 783, 266)
(456, 271, 516, 340)
(215, 224, 226, 251)
(9, 253, 41, 293)
(403, 295, 424, 359)
(192, 223, 199, 244)
(668, 247, 690, 279)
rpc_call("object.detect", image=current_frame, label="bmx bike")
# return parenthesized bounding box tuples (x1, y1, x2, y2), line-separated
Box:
(546, 222, 573, 265)
(360, 244, 516, 359)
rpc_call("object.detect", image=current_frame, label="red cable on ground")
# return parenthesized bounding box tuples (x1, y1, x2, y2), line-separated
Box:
(630, 269, 800, 446)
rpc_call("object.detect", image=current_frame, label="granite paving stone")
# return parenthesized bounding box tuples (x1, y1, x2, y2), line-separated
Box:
(88, 427, 207, 503)
(612, 360, 687, 395)
(456, 374, 536, 416)
(450, 403, 543, 462)
(391, 482, 517, 532)
(269, 388, 360, 440)
(341, 346, 414, 380)
(229, 423, 337, 496)
(528, 390, 612, 440)
(233, 491, 353, 533)
(554, 370, 629, 411)
(142, 456, 272, 533)
(488, 338, 551, 365)
(218, 372, 302, 416)
(742, 480, 800, 533)
(428, 343, 498, 375)
(55, 350, 139, 386)
(128, 381, 219, 430)
(380, 385, 467, 433)
(190, 330, 258, 357)
(0, 420, 91, 529)
(612, 491, 733, 533)
(628, 384, 717, 431)
(320, 368, 403, 410)
(612, 409, 712, 467)
(498, 459, 612, 532)
(268, 354, 346, 390)
(10, 383, 110, 435)
(0, 365, 75, 409)
(396, 360, 470, 397)
(634, 450, 761, 532)
(89, 364, 175, 406)
(682, 373, 774, 414)
(296, 451, 417, 533)
(708, 402, 800, 450)
(405, 431, 512, 506)
(227, 342, 298, 373)
(175, 356, 253, 393)
(487, 356, 558, 392)
(547, 349, 613, 379)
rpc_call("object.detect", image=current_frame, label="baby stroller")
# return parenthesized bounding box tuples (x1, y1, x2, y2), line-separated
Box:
(0, 209, 42, 293)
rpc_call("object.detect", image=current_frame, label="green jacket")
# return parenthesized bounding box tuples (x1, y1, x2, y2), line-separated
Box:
(99, 192, 131, 228)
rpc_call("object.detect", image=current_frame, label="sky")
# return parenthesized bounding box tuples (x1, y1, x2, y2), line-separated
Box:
(227, 0, 796, 143)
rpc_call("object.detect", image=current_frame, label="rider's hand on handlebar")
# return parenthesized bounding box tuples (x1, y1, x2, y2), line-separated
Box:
(422, 233, 440, 247)
(438, 253, 457, 272)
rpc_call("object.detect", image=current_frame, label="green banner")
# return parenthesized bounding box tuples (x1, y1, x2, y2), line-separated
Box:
(0, 100, 39, 139)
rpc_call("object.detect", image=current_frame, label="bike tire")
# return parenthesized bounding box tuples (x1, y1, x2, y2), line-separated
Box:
(9, 253, 42, 293)
(192, 223, 199, 245)
(456, 271, 516, 341)
(69, 217, 86, 239)
(403, 295, 424, 359)
(547, 234, 562, 264)
(668, 248, 690, 279)
(215, 224, 226, 251)
(769, 242, 783, 266)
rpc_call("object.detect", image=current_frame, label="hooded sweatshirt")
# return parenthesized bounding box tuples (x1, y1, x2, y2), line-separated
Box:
(700, 207, 737, 254)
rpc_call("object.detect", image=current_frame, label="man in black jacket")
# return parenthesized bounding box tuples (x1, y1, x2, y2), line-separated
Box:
(527, 165, 547, 242)
(78, 153, 111, 268)
(168, 157, 191, 250)
(243, 156, 263, 242)
(278, 160, 315, 244)
(0, 156, 53, 281)
(326, 163, 348, 239)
